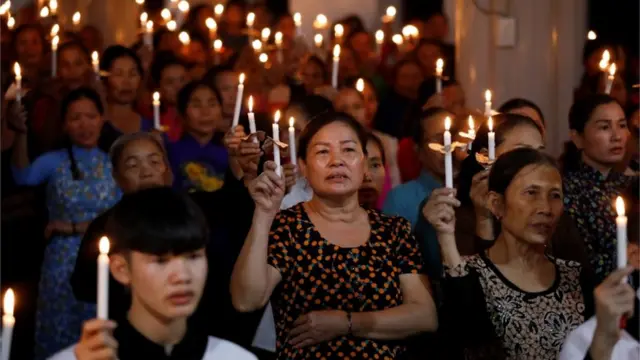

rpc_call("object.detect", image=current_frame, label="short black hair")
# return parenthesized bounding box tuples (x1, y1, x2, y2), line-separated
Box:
(498, 98, 545, 125)
(58, 40, 91, 64)
(412, 107, 451, 146)
(202, 65, 235, 90)
(366, 132, 386, 165)
(106, 187, 209, 255)
(489, 147, 558, 196)
(176, 80, 222, 116)
(297, 111, 368, 161)
(150, 51, 187, 86)
(100, 45, 144, 77)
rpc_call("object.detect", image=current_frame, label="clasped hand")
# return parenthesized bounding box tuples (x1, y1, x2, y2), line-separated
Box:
(288, 310, 349, 348)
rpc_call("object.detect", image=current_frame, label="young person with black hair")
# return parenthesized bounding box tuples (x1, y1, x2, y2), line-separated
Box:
(562, 94, 632, 284)
(433, 148, 595, 360)
(10, 87, 121, 359)
(50, 187, 257, 360)
(498, 98, 545, 131)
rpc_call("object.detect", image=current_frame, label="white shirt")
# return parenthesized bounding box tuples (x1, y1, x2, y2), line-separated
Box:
(559, 316, 640, 360)
(48, 336, 258, 360)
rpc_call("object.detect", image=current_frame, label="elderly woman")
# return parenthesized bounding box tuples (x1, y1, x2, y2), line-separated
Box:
(426, 148, 594, 359)
(231, 112, 437, 359)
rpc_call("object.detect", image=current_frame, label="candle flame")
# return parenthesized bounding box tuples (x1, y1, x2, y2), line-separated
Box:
(314, 34, 323, 47)
(214, 4, 224, 16)
(51, 24, 60, 37)
(7, 16, 14, 29)
(485, 89, 492, 102)
(214, 39, 222, 51)
(333, 44, 341, 58)
(259, 53, 268, 63)
(246, 12, 255, 26)
(91, 51, 99, 63)
(206, 18, 217, 30)
(3, 289, 14, 316)
(468, 116, 475, 130)
(599, 50, 610, 70)
(136, 0, 145, 5)
(239, 73, 245, 85)
(72, 11, 81, 25)
(386, 6, 397, 17)
(587, 30, 597, 40)
(252, 39, 262, 51)
(444, 116, 451, 131)
(274, 110, 281, 123)
(161, 9, 171, 21)
(375, 30, 384, 43)
(436, 58, 444, 74)
(248, 96, 253, 112)
(289, 117, 295, 128)
(275, 32, 283, 45)
(153, 91, 160, 102)
(608, 63, 617, 76)
(334, 24, 344, 37)
(146, 20, 153, 31)
(0, 1, 10, 16)
(99, 236, 110, 255)
(356, 78, 364, 92)
(140, 12, 148, 24)
(488, 116, 493, 131)
(52, 35, 59, 48)
(39, 6, 49, 18)
(616, 196, 625, 216)
(178, 0, 189, 12)
(315, 14, 327, 27)
(167, 20, 177, 31)
(392, 34, 403, 45)
(261, 27, 270, 41)
(13, 62, 21, 78)
(293, 12, 301, 26)
(49, 0, 57, 12)
(179, 31, 190, 45)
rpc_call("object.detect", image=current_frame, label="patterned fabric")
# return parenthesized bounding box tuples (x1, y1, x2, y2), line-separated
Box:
(267, 204, 423, 360)
(444, 254, 587, 360)
(13, 146, 120, 360)
(563, 162, 632, 283)
(168, 134, 229, 193)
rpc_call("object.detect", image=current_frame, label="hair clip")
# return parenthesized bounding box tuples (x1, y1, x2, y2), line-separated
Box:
(242, 131, 289, 151)
(427, 141, 467, 154)
(474, 152, 495, 170)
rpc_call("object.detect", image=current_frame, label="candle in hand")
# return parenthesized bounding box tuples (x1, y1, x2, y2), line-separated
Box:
(484, 90, 492, 118)
(273, 111, 282, 176)
(139, 12, 148, 28)
(332, 45, 340, 89)
(246, 12, 255, 41)
(51, 24, 60, 38)
(91, 51, 99, 78)
(375, 30, 384, 57)
(214, 4, 224, 21)
(206, 18, 217, 40)
(488, 116, 495, 161)
(467, 116, 476, 139)
(275, 32, 283, 63)
(13, 62, 21, 104)
(247, 96, 257, 135)
(144, 21, 154, 49)
(289, 117, 297, 166)
(261, 28, 270, 43)
(383, 6, 397, 23)
(1, 289, 15, 360)
(213, 40, 222, 65)
(72, 11, 81, 29)
(152, 92, 161, 131)
(435, 58, 444, 94)
(293, 12, 302, 37)
(314, 34, 323, 50)
(444, 116, 453, 188)
(616, 196, 628, 270)
(97, 237, 110, 320)
(605, 63, 616, 95)
(51, 35, 59, 77)
(231, 73, 245, 128)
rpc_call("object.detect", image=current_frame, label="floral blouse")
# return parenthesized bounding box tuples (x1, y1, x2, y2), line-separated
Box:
(439, 253, 593, 360)
(267, 204, 423, 360)
(563, 162, 632, 283)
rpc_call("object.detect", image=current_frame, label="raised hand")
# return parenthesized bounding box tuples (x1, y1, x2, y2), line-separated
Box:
(422, 188, 460, 235)
(73, 319, 118, 360)
(236, 133, 263, 182)
(248, 161, 285, 216)
(594, 267, 635, 339)
(224, 125, 247, 156)
(7, 101, 28, 133)
(282, 163, 297, 193)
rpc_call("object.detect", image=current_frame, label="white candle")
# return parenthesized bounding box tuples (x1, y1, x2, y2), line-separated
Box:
(444, 116, 453, 188)
(246, 12, 255, 42)
(213, 40, 222, 65)
(332, 45, 340, 89)
(289, 117, 297, 166)
(467, 116, 476, 139)
(97, 237, 110, 320)
(484, 89, 492, 118)
(605, 63, 616, 95)
(247, 96, 257, 140)
(91, 51, 99, 79)
(275, 32, 283, 64)
(231, 73, 245, 128)
(13, 63, 21, 104)
(375, 30, 384, 57)
(1, 289, 15, 360)
(435, 58, 444, 94)
(616, 196, 628, 270)
(273, 111, 281, 176)
(206, 18, 217, 40)
(144, 20, 154, 49)
(488, 116, 495, 161)
(293, 13, 302, 37)
(72, 11, 81, 30)
(51, 35, 59, 77)
(214, 4, 224, 21)
(152, 92, 161, 130)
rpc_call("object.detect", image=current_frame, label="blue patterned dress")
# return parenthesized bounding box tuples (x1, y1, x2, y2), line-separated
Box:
(12, 146, 121, 360)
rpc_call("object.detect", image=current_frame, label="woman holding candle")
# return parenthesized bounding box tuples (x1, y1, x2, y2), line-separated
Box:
(11, 24, 46, 85)
(433, 148, 595, 360)
(231, 111, 437, 360)
(561, 94, 632, 284)
(9, 87, 121, 360)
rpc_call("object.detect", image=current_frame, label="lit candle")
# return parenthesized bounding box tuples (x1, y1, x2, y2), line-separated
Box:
(214, 4, 224, 21)
(176, 0, 189, 27)
(332, 44, 340, 89)
(261, 27, 270, 43)
(334, 24, 344, 44)
(167, 20, 177, 32)
(314, 14, 328, 30)
(488, 116, 495, 161)
(51, 35, 59, 77)
(139, 12, 148, 28)
(0, 2, 10, 16)
(206, 18, 217, 40)
(135, 0, 145, 6)
(252, 39, 262, 53)
(392, 34, 403, 46)
(246, 12, 255, 42)
(289, 117, 297, 166)
(435, 58, 444, 94)
(484, 89, 492, 118)
(616, 196, 628, 271)
(259, 53, 268, 65)
(161, 8, 172, 22)
(383, 6, 396, 23)
(1, 289, 15, 360)
(231, 73, 245, 128)
(72, 11, 81, 30)
(213, 39, 222, 65)
(467, 116, 476, 139)
(7, 16, 14, 30)
(97, 237, 110, 320)
(13, 62, 21, 104)
(599, 50, 610, 71)
(152, 92, 161, 130)
(605, 63, 616, 95)
(293, 12, 302, 37)
(402, 25, 414, 42)
(375, 30, 384, 57)
(444, 116, 453, 188)
(273, 111, 282, 176)
(49, 0, 57, 15)
(247, 95, 257, 135)
(144, 20, 154, 49)
(275, 31, 283, 63)
(91, 51, 99, 78)
(50, 23, 59, 38)
(314, 34, 323, 50)
(356, 78, 364, 93)
(179, 31, 190, 46)
(39, 6, 49, 18)
(587, 30, 597, 40)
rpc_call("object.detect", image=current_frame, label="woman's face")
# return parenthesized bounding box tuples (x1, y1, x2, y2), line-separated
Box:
(214, 71, 237, 119)
(16, 28, 43, 67)
(184, 86, 222, 136)
(300, 121, 366, 198)
(506, 106, 544, 132)
(490, 164, 564, 245)
(64, 98, 104, 148)
(360, 82, 378, 124)
(160, 64, 188, 105)
(417, 43, 443, 75)
(115, 138, 172, 193)
(300, 60, 325, 93)
(106, 56, 141, 105)
(359, 139, 386, 208)
(574, 102, 628, 170)
(334, 89, 367, 127)
(496, 124, 545, 158)
(395, 62, 424, 99)
(59, 47, 90, 90)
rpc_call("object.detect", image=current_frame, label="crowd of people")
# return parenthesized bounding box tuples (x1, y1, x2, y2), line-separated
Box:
(0, 1, 639, 360)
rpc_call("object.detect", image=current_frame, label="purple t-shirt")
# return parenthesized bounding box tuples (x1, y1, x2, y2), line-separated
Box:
(167, 134, 229, 192)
